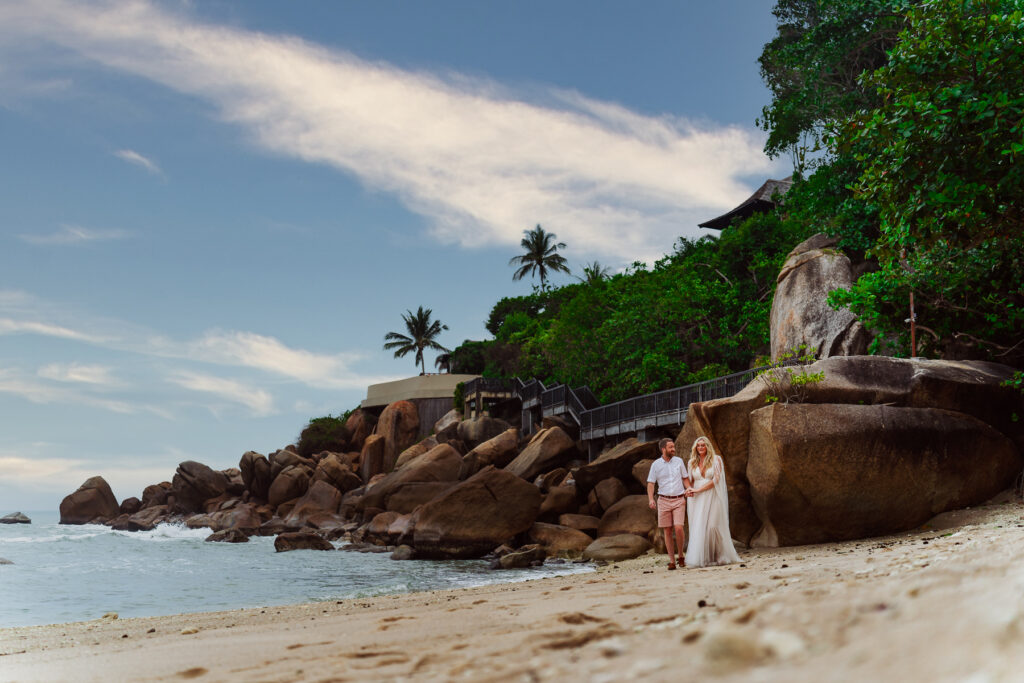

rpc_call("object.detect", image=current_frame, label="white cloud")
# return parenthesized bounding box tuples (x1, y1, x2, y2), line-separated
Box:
(38, 362, 118, 386)
(113, 148, 162, 175)
(18, 224, 130, 246)
(0, 0, 781, 262)
(0, 451, 173, 501)
(167, 370, 274, 416)
(0, 368, 170, 418)
(0, 317, 110, 343)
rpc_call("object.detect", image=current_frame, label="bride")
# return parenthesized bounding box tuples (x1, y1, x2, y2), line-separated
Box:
(684, 436, 741, 568)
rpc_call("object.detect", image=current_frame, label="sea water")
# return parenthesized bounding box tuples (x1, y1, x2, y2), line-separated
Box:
(0, 511, 593, 628)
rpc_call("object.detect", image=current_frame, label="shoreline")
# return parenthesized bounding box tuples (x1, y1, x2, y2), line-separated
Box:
(4, 498, 1023, 681)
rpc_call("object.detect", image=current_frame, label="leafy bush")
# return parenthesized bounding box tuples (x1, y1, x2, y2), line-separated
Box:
(757, 345, 825, 404)
(296, 415, 351, 458)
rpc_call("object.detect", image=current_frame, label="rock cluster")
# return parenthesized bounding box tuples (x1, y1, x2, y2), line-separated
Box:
(58, 405, 657, 563)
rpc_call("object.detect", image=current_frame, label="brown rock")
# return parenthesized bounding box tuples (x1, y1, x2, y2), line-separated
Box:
(527, 522, 593, 557)
(345, 408, 378, 452)
(59, 476, 120, 524)
(313, 453, 362, 494)
(387, 513, 416, 545)
(572, 438, 659, 498)
(747, 402, 1023, 547)
(538, 486, 578, 522)
(384, 482, 457, 514)
(283, 480, 343, 528)
(124, 505, 168, 531)
(269, 450, 315, 482)
(214, 503, 262, 534)
(457, 416, 513, 450)
(499, 544, 546, 568)
(267, 465, 312, 508)
(376, 400, 421, 472)
(360, 434, 386, 482)
(365, 511, 402, 544)
(597, 495, 657, 538)
(359, 443, 462, 512)
(222, 468, 246, 495)
(412, 466, 543, 558)
(558, 513, 600, 536)
(274, 531, 334, 552)
(631, 459, 655, 489)
(170, 462, 229, 514)
(119, 497, 141, 516)
(394, 437, 438, 470)
(141, 482, 171, 509)
(505, 427, 577, 482)
(582, 534, 652, 561)
(239, 451, 272, 499)
(594, 477, 628, 511)
(459, 428, 521, 479)
(206, 529, 249, 543)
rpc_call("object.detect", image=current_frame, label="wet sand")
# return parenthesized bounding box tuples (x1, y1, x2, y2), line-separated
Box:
(3, 497, 1023, 682)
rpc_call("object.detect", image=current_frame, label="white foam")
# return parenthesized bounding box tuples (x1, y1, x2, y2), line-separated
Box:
(112, 523, 209, 542)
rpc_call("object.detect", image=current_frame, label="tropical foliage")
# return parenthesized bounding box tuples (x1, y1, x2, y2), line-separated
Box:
(383, 306, 451, 374)
(509, 224, 571, 289)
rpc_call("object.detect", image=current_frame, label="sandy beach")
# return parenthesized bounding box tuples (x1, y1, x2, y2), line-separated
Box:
(3, 496, 1022, 683)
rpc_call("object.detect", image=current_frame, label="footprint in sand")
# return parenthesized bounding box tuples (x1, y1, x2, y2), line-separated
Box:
(558, 612, 607, 625)
(177, 668, 207, 679)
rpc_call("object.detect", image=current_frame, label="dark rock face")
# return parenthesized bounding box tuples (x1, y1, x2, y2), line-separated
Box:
(412, 467, 542, 558)
(498, 544, 546, 569)
(459, 428, 520, 479)
(680, 355, 1024, 546)
(384, 482, 457, 514)
(360, 434, 387, 483)
(240, 451, 272, 500)
(214, 503, 264, 534)
(572, 438, 659, 498)
(119, 497, 141, 516)
(60, 476, 120, 524)
(527, 522, 592, 557)
(376, 400, 421, 472)
(269, 450, 315, 482)
(456, 416, 513, 450)
(537, 486, 578, 522)
(582, 534, 652, 561)
(274, 531, 334, 552)
(344, 408, 378, 452)
(170, 461, 229, 513)
(283, 480, 343, 528)
(747, 403, 1023, 547)
(267, 465, 312, 508)
(504, 427, 577, 482)
(597, 495, 657, 539)
(313, 453, 362, 494)
(206, 529, 249, 543)
(769, 233, 871, 360)
(558, 513, 600, 536)
(594, 478, 628, 511)
(359, 443, 462, 512)
(0, 512, 31, 524)
(141, 482, 171, 509)
(394, 438, 438, 471)
(124, 505, 168, 531)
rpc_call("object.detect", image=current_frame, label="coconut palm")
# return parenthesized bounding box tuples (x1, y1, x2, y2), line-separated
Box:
(383, 306, 450, 375)
(509, 224, 570, 290)
(576, 260, 612, 284)
(434, 352, 451, 373)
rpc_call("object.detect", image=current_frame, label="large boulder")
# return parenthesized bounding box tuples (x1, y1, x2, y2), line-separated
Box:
(433, 409, 462, 435)
(597, 495, 657, 538)
(457, 416, 513, 450)
(376, 400, 420, 472)
(239, 451, 272, 499)
(558, 513, 600, 536)
(124, 505, 169, 531)
(267, 465, 313, 508)
(504, 427, 577, 482)
(359, 434, 387, 482)
(170, 461, 229, 513)
(344, 408, 378, 452)
(213, 503, 263, 534)
(459, 428, 521, 479)
(582, 534, 652, 561)
(527, 522, 593, 557)
(747, 403, 1022, 547)
(313, 453, 362, 494)
(60, 476, 120, 524)
(119, 497, 141, 516)
(412, 466, 543, 558)
(769, 233, 871, 361)
(594, 477, 629, 511)
(0, 512, 31, 524)
(274, 531, 334, 552)
(572, 438, 659, 498)
(283, 480, 344, 528)
(359, 443, 462, 512)
(394, 437, 438, 470)
(537, 486, 578, 521)
(679, 356, 1024, 546)
(384, 482, 457, 514)
(269, 450, 315, 482)
(141, 482, 171, 509)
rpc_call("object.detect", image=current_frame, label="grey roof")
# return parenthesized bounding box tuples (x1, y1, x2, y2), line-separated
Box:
(698, 177, 793, 230)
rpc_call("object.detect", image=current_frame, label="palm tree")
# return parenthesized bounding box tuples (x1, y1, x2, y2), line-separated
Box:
(509, 224, 571, 290)
(434, 352, 451, 373)
(576, 260, 612, 284)
(383, 307, 450, 375)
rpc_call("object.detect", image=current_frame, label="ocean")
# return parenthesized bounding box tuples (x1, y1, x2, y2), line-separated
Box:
(0, 511, 593, 628)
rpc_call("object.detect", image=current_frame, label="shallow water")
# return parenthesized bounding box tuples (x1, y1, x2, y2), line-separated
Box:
(0, 511, 592, 627)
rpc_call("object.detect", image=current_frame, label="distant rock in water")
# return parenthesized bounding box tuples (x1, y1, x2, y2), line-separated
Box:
(60, 476, 120, 525)
(0, 558, 13, 565)
(0, 512, 31, 524)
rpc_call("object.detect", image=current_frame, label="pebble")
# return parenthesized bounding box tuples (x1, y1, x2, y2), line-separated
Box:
(180, 627, 199, 635)
(100, 613, 118, 621)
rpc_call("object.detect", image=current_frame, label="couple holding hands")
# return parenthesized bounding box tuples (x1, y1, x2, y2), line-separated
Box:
(647, 436, 741, 570)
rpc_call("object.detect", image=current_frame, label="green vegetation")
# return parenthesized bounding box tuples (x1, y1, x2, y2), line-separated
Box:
(296, 415, 351, 458)
(758, 344, 826, 403)
(383, 306, 451, 374)
(509, 224, 571, 290)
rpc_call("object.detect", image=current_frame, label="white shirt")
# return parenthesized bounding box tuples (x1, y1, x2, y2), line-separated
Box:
(647, 456, 689, 497)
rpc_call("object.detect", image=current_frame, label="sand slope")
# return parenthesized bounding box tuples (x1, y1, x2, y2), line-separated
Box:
(3, 499, 1023, 682)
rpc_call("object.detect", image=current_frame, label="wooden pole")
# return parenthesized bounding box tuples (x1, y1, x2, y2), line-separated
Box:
(909, 291, 917, 357)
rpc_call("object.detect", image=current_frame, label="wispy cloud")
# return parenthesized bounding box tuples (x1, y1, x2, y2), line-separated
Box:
(0, 317, 110, 343)
(0, 0, 780, 261)
(18, 224, 130, 246)
(114, 148, 162, 175)
(0, 369, 159, 415)
(38, 362, 119, 386)
(167, 371, 274, 416)
(0, 449, 174, 500)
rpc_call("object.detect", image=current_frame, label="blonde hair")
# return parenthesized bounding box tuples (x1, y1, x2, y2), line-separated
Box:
(688, 436, 717, 476)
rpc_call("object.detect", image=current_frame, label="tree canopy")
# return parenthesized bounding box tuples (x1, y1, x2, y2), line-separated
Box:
(383, 306, 451, 375)
(509, 224, 571, 290)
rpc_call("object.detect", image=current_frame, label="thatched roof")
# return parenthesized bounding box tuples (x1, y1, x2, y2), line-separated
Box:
(698, 177, 792, 230)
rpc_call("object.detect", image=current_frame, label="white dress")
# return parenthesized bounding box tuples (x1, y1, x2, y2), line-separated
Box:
(685, 455, 741, 567)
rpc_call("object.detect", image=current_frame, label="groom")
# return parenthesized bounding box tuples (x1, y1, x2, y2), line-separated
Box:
(647, 437, 691, 570)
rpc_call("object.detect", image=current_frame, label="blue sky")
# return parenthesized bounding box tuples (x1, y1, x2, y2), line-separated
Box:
(0, 1, 785, 510)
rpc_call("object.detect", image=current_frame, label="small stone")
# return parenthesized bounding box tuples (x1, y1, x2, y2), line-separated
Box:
(180, 627, 199, 635)
(101, 612, 118, 620)
(147, 628, 156, 633)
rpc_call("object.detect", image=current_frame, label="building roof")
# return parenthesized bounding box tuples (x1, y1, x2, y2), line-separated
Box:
(362, 373, 480, 409)
(698, 177, 793, 231)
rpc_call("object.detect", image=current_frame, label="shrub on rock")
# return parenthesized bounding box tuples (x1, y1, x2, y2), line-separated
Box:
(296, 415, 350, 459)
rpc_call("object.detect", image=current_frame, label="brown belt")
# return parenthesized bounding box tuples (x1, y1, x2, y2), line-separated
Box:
(659, 494, 684, 499)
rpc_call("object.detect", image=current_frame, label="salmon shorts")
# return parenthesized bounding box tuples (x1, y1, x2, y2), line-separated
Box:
(657, 495, 686, 527)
